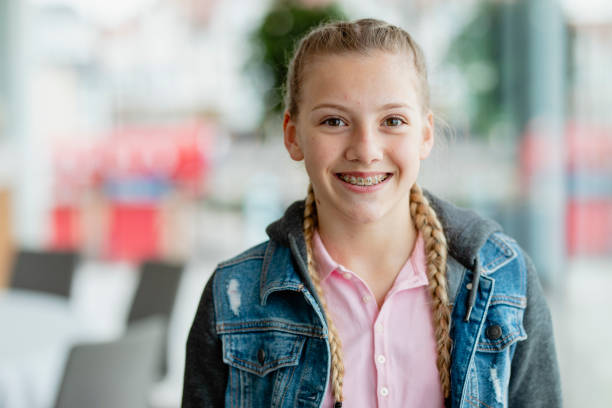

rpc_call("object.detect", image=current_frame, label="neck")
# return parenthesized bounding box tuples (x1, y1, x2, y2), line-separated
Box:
(317, 205, 418, 277)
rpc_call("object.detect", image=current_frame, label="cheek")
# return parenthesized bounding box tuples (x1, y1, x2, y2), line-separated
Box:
(302, 137, 337, 169)
(394, 139, 421, 159)
(303, 154, 329, 181)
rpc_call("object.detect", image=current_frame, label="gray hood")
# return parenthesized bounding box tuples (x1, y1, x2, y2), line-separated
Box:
(266, 189, 502, 271)
(266, 189, 503, 320)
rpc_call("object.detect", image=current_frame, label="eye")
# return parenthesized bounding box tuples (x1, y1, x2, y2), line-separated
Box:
(383, 117, 405, 127)
(322, 117, 347, 127)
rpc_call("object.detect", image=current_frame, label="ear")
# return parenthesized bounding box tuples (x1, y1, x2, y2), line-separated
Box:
(419, 111, 434, 160)
(283, 111, 304, 161)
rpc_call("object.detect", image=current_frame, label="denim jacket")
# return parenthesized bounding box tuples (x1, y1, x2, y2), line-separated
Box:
(182, 191, 562, 407)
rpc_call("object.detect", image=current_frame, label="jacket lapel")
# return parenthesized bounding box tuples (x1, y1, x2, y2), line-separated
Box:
(259, 240, 305, 306)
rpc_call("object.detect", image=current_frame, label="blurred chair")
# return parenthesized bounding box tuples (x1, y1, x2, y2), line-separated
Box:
(127, 259, 184, 377)
(9, 249, 79, 298)
(54, 316, 165, 408)
(127, 259, 184, 323)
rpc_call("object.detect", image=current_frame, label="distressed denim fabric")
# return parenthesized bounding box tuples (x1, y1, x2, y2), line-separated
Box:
(182, 192, 562, 408)
(448, 232, 529, 408)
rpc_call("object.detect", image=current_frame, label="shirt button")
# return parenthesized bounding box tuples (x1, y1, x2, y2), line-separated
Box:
(376, 354, 386, 364)
(466, 283, 473, 290)
(362, 295, 371, 303)
(380, 387, 389, 397)
(375, 322, 383, 333)
(343, 272, 352, 280)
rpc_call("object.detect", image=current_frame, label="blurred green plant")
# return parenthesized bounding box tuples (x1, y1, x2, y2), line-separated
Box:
(247, 0, 345, 138)
(446, 1, 513, 139)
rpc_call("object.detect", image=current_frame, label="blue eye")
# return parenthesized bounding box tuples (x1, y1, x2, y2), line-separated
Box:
(322, 118, 347, 127)
(384, 117, 404, 127)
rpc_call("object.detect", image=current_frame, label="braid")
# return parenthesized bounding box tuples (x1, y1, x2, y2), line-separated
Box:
(303, 183, 345, 404)
(410, 183, 452, 398)
(303, 183, 451, 403)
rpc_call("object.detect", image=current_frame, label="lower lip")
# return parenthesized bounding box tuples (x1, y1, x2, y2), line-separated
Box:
(335, 174, 392, 193)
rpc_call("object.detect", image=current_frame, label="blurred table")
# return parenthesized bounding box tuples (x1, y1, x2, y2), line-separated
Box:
(0, 289, 89, 408)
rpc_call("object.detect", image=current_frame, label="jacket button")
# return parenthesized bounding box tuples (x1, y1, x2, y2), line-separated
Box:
(257, 349, 266, 365)
(486, 324, 503, 340)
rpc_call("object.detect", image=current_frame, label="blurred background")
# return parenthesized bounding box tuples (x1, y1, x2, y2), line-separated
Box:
(0, 0, 610, 407)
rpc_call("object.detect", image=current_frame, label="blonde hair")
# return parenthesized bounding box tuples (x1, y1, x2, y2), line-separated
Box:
(287, 19, 452, 404)
(284, 18, 430, 117)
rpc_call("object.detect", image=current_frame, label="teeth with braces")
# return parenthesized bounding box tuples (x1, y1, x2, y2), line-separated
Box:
(340, 174, 388, 186)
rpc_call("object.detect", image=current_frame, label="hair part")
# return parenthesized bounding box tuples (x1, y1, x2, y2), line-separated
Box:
(284, 18, 430, 119)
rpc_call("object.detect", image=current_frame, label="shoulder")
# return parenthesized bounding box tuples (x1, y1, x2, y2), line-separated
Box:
(217, 241, 270, 270)
(209, 239, 301, 316)
(480, 231, 527, 276)
(200, 241, 272, 330)
(479, 231, 530, 305)
(210, 241, 271, 293)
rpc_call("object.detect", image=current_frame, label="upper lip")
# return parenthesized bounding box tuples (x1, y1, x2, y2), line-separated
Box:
(335, 172, 391, 177)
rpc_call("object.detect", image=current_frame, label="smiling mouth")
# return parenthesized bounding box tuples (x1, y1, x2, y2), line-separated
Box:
(337, 173, 391, 186)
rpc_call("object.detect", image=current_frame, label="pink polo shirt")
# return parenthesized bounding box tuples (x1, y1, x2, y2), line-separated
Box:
(313, 230, 444, 408)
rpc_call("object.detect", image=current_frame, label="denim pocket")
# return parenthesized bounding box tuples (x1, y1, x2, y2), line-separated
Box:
(223, 330, 306, 377)
(477, 300, 527, 352)
(222, 331, 308, 407)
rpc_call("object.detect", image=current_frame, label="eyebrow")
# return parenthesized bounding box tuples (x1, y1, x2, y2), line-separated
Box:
(310, 102, 415, 112)
(381, 103, 415, 111)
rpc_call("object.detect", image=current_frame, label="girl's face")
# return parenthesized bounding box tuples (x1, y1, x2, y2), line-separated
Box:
(283, 51, 434, 226)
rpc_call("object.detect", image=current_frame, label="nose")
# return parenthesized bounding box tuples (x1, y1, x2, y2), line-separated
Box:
(344, 123, 383, 164)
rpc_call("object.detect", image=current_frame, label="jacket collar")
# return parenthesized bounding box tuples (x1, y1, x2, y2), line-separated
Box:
(263, 189, 502, 306)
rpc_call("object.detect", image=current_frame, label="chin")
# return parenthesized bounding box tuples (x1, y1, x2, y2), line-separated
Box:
(340, 203, 387, 224)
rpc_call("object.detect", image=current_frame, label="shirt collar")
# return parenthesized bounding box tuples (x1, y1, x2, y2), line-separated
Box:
(312, 230, 339, 281)
(395, 232, 429, 291)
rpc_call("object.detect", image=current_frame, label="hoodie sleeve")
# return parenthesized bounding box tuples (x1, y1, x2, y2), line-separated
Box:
(508, 251, 562, 407)
(181, 272, 227, 408)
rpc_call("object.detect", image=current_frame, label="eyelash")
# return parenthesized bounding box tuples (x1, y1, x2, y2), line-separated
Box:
(321, 117, 347, 127)
(383, 117, 406, 127)
(320, 116, 407, 127)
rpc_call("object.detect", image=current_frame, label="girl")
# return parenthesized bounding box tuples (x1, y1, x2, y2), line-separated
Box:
(182, 19, 561, 408)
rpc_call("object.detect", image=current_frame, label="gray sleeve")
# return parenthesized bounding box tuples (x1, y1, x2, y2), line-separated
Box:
(181, 272, 228, 408)
(508, 252, 562, 407)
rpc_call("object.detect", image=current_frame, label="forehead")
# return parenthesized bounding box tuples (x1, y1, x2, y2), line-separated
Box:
(299, 51, 421, 112)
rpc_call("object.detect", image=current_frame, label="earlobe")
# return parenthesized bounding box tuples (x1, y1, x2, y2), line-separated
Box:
(419, 111, 435, 160)
(283, 111, 304, 161)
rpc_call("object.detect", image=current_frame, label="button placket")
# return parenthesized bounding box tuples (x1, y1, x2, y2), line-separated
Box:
(373, 312, 389, 406)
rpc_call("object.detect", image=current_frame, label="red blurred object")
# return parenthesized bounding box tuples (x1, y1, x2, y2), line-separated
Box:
(520, 121, 612, 256)
(50, 206, 81, 250)
(49, 121, 215, 261)
(106, 204, 160, 261)
(104, 122, 213, 193)
(52, 121, 214, 194)
(566, 200, 612, 255)
(566, 123, 612, 171)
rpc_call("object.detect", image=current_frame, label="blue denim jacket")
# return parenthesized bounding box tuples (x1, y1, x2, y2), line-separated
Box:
(182, 192, 562, 407)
